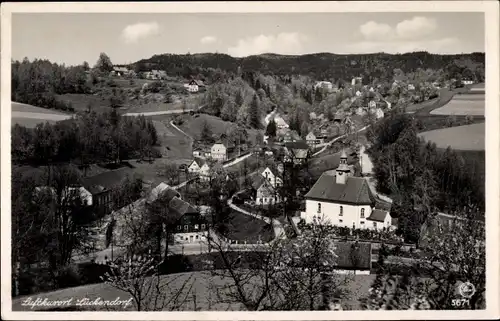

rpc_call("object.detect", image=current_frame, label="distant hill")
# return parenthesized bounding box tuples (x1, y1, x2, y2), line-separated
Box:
(131, 51, 485, 82)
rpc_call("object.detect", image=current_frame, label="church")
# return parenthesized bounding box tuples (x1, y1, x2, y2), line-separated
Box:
(301, 150, 395, 230)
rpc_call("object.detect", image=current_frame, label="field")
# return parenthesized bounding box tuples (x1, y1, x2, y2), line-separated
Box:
(11, 102, 74, 128)
(418, 122, 485, 151)
(56, 93, 115, 114)
(430, 92, 485, 116)
(123, 93, 203, 114)
(178, 113, 262, 144)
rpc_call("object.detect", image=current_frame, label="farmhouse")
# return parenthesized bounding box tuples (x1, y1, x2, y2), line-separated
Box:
(302, 151, 395, 230)
(252, 175, 282, 206)
(168, 196, 210, 244)
(306, 130, 328, 147)
(145, 70, 167, 80)
(283, 130, 301, 144)
(211, 142, 228, 162)
(110, 66, 130, 77)
(185, 79, 205, 93)
(188, 157, 212, 180)
(261, 167, 283, 188)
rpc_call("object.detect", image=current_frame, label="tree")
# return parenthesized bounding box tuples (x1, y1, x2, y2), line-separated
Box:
(265, 118, 277, 138)
(249, 94, 261, 129)
(200, 120, 214, 144)
(206, 217, 353, 311)
(363, 207, 485, 310)
(95, 52, 113, 73)
(102, 254, 195, 311)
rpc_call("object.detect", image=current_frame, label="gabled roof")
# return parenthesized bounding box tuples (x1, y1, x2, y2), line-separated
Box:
(212, 142, 226, 149)
(147, 182, 180, 204)
(366, 209, 389, 222)
(252, 175, 275, 192)
(189, 79, 205, 86)
(305, 173, 375, 205)
(168, 196, 199, 220)
(190, 157, 207, 168)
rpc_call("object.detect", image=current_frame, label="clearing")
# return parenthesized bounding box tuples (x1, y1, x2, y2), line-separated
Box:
(430, 94, 485, 116)
(56, 93, 114, 114)
(418, 122, 485, 151)
(12, 102, 74, 128)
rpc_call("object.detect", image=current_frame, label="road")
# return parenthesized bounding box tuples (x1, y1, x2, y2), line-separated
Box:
(169, 120, 193, 139)
(312, 124, 371, 157)
(222, 153, 254, 168)
(123, 109, 194, 117)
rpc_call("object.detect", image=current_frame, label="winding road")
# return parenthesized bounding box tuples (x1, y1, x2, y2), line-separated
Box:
(312, 124, 371, 157)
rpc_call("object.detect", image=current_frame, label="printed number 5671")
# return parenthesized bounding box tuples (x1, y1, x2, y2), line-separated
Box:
(452, 299, 470, 307)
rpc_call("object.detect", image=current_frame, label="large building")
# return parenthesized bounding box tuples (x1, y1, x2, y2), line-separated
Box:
(302, 151, 395, 230)
(211, 142, 228, 162)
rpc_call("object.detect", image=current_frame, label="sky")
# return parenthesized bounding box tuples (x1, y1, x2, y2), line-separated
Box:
(12, 12, 484, 66)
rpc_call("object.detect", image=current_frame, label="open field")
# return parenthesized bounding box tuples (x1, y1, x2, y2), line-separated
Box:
(56, 93, 114, 114)
(123, 93, 203, 114)
(430, 98, 485, 116)
(418, 122, 485, 151)
(178, 113, 262, 144)
(12, 102, 74, 128)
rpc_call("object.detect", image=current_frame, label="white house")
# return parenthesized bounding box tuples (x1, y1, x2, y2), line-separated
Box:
(369, 108, 385, 119)
(368, 100, 377, 109)
(408, 84, 416, 91)
(355, 90, 362, 97)
(252, 176, 282, 206)
(462, 79, 474, 85)
(301, 151, 394, 231)
(274, 114, 289, 129)
(188, 157, 212, 181)
(184, 79, 205, 93)
(261, 167, 283, 188)
(211, 143, 228, 162)
(351, 77, 363, 86)
(314, 81, 333, 91)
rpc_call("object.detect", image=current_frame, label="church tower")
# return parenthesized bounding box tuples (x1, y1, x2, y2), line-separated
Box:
(336, 149, 351, 184)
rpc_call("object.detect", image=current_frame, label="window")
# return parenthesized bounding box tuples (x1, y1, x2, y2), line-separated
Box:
(201, 224, 206, 229)
(360, 221, 365, 225)
(339, 219, 343, 223)
(184, 225, 188, 231)
(361, 208, 365, 218)
(353, 222, 356, 229)
(196, 235, 199, 240)
(339, 206, 343, 216)
(317, 203, 322, 213)
(373, 222, 377, 228)
(177, 225, 181, 231)
(194, 224, 199, 230)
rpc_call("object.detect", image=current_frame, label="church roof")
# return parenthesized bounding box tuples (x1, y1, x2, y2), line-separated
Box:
(304, 173, 375, 205)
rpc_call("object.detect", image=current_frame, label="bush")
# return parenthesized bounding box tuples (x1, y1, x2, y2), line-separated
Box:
(56, 265, 82, 289)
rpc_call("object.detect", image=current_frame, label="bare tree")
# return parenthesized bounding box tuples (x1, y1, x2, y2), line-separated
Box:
(102, 255, 195, 311)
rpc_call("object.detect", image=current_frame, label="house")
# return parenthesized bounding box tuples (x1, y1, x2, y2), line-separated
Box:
(110, 66, 130, 77)
(301, 151, 394, 230)
(368, 100, 377, 109)
(284, 141, 310, 164)
(355, 107, 367, 116)
(369, 108, 385, 119)
(192, 148, 204, 158)
(252, 175, 282, 206)
(168, 196, 210, 244)
(351, 77, 363, 86)
(188, 157, 212, 181)
(82, 167, 139, 215)
(283, 130, 301, 143)
(355, 90, 362, 97)
(211, 142, 228, 162)
(462, 79, 474, 85)
(306, 130, 328, 147)
(314, 81, 333, 91)
(408, 84, 416, 91)
(184, 79, 205, 93)
(261, 167, 283, 188)
(146, 182, 180, 204)
(274, 114, 289, 129)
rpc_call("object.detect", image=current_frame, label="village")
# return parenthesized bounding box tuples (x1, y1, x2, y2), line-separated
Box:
(11, 46, 486, 311)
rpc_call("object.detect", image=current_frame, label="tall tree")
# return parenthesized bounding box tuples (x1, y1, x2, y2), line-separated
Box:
(95, 52, 114, 73)
(249, 94, 261, 129)
(265, 118, 277, 138)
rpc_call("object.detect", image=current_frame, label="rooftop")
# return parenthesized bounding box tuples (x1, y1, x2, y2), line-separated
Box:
(305, 173, 375, 205)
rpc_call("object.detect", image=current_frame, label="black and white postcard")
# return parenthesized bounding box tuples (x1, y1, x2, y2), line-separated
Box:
(1, 1, 499, 320)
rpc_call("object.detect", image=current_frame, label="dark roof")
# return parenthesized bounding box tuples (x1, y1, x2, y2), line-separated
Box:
(305, 173, 375, 205)
(189, 79, 205, 86)
(191, 157, 207, 167)
(284, 141, 309, 150)
(252, 175, 268, 190)
(168, 196, 199, 220)
(82, 167, 135, 195)
(333, 241, 372, 270)
(366, 209, 388, 222)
